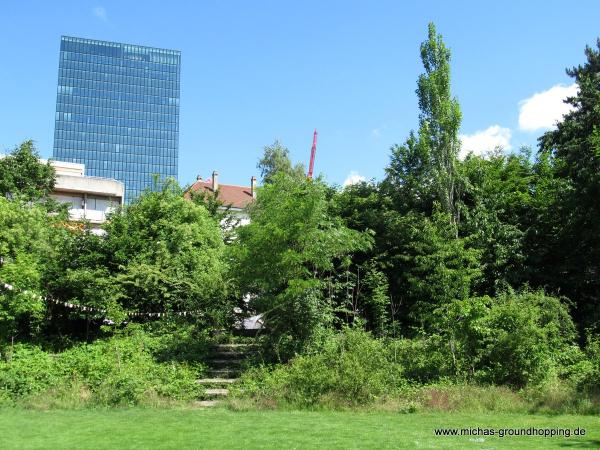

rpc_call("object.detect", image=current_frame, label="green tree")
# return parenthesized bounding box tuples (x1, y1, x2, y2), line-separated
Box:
(332, 182, 397, 334)
(187, 185, 241, 243)
(366, 24, 476, 331)
(402, 210, 481, 328)
(460, 148, 534, 295)
(42, 228, 125, 341)
(0, 198, 57, 345)
(257, 140, 305, 184)
(0, 141, 55, 202)
(417, 23, 462, 227)
(231, 173, 371, 359)
(385, 23, 462, 227)
(383, 131, 434, 215)
(104, 180, 230, 324)
(536, 39, 600, 328)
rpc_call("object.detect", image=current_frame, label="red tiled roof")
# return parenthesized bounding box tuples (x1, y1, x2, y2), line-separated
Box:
(186, 179, 255, 209)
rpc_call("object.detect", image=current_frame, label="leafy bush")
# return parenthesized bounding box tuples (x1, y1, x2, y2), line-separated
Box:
(234, 328, 406, 407)
(577, 332, 600, 397)
(478, 290, 576, 387)
(0, 329, 205, 407)
(387, 336, 451, 384)
(434, 289, 578, 387)
(0, 345, 58, 398)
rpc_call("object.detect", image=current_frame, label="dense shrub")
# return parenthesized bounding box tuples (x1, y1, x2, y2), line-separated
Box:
(0, 345, 58, 398)
(0, 329, 205, 407)
(234, 328, 406, 407)
(387, 336, 450, 383)
(577, 332, 600, 396)
(434, 290, 579, 387)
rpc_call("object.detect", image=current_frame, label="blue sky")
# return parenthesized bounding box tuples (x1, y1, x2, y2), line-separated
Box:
(1, 1, 599, 187)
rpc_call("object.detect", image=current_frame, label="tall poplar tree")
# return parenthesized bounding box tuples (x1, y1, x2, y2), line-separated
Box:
(417, 23, 462, 228)
(385, 23, 462, 229)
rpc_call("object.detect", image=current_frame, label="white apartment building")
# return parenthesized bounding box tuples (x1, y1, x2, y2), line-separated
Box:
(48, 160, 124, 230)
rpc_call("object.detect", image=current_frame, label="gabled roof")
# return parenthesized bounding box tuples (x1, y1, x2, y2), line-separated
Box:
(186, 179, 255, 210)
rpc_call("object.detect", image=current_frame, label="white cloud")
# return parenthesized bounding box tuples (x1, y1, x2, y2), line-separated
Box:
(371, 124, 386, 140)
(518, 83, 578, 132)
(93, 6, 108, 22)
(343, 171, 366, 187)
(459, 125, 512, 158)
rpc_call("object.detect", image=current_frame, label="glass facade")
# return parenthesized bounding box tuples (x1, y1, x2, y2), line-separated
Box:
(52, 36, 180, 202)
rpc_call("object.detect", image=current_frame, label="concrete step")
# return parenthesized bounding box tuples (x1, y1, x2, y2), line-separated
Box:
(196, 400, 219, 408)
(212, 343, 258, 352)
(207, 369, 241, 378)
(197, 378, 239, 385)
(209, 358, 244, 367)
(205, 388, 229, 396)
(209, 351, 247, 360)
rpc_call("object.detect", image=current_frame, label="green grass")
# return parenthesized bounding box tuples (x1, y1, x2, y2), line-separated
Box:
(0, 408, 598, 449)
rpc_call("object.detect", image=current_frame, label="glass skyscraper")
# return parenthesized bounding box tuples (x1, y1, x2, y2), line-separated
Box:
(53, 36, 180, 201)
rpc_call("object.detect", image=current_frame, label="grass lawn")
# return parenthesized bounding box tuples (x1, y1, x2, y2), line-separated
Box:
(0, 408, 598, 449)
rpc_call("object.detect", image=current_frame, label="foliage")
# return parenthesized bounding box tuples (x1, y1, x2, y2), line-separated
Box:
(438, 290, 578, 387)
(231, 173, 371, 359)
(0, 140, 55, 202)
(257, 140, 305, 184)
(385, 23, 462, 227)
(234, 328, 405, 407)
(401, 211, 481, 328)
(536, 39, 600, 328)
(103, 180, 230, 324)
(0, 344, 57, 398)
(39, 178, 233, 339)
(576, 331, 600, 396)
(0, 197, 59, 343)
(0, 329, 205, 406)
(235, 326, 598, 413)
(460, 149, 533, 295)
(341, 24, 478, 333)
(332, 182, 397, 333)
(387, 336, 450, 383)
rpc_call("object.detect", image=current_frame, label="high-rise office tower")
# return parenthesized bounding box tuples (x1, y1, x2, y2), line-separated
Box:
(53, 36, 180, 201)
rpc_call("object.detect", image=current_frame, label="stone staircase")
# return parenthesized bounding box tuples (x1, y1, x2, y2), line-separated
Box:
(196, 342, 256, 407)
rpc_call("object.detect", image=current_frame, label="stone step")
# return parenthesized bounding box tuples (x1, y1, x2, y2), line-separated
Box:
(207, 369, 241, 378)
(205, 388, 229, 396)
(209, 351, 247, 360)
(212, 343, 258, 351)
(197, 378, 239, 385)
(196, 400, 219, 408)
(209, 358, 244, 367)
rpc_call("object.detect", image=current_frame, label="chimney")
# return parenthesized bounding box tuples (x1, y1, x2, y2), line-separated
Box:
(212, 170, 219, 191)
(196, 175, 202, 181)
(251, 176, 257, 198)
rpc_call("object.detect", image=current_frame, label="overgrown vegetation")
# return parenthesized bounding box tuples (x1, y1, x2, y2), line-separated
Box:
(0, 326, 207, 408)
(231, 327, 599, 413)
(1, 26, 600, 412)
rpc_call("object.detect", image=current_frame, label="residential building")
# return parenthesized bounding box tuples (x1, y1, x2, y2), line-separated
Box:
(49, 159, 124, 231)
(52, 36, 180, 202)
(185, 171, 256, 225)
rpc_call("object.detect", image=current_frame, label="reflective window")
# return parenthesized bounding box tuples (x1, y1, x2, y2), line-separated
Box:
(52, 36, 180, 202)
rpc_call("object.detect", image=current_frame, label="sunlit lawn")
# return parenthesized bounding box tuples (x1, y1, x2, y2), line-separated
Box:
(0, 408, 598, 449)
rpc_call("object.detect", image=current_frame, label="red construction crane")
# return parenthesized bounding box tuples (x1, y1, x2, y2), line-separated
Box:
(307, 129, 318, 179)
